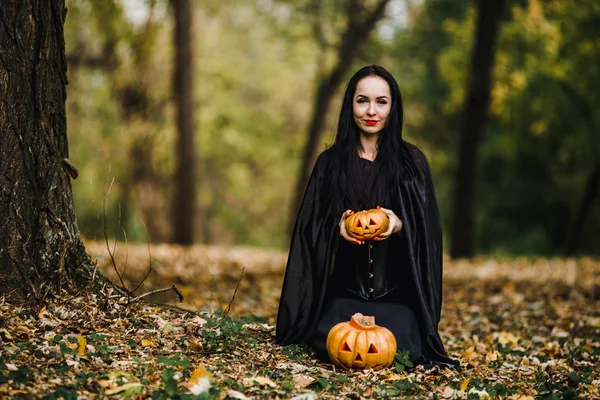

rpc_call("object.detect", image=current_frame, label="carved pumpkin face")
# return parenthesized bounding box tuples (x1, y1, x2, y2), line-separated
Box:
(345, 209, 389, 240)
(326, 313, 397, 371)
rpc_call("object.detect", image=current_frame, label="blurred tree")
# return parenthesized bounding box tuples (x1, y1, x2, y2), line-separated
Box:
(479, 0, 600, 255)
(0, 1, 110, 299)
(59, 0, 599, 255)
(66, 0, 173, 242)
(449, 0, 505, 259)
(171, 0, 197, 244)
(289, 0, 391, 230)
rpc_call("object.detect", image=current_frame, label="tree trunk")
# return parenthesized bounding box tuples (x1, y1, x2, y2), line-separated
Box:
(289, 0, 390, 231)
(171, 0, 197, 244)
(0, 1, 102, 299)
(564, 163, 600, 255)
(449, 0, 505, 259)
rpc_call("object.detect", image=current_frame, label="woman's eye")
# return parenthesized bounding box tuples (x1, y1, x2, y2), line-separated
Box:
(357, 98, 367, 103)
(378, 100, 388, 105)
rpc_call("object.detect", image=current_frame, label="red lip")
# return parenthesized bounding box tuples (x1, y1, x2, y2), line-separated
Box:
(364, 120, 378, 126)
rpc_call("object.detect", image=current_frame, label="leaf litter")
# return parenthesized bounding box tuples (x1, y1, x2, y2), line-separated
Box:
(0, 242, 598, 399)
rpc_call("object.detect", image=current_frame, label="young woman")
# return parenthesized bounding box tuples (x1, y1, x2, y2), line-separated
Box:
(276, 65, 458, 369)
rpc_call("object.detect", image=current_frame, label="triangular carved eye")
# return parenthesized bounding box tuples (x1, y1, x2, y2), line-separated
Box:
(369, 218, 376, 225)
(368, 344, 378, 354)
(355, 353, 363, 362)
(340, 342, 351, 352)
(356, 220, 362, 228)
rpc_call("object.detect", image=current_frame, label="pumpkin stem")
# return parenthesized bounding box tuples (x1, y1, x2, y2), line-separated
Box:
(349, 313, 376, 330)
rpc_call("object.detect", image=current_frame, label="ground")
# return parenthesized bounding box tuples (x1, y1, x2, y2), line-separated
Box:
(1, 242, 599, 399)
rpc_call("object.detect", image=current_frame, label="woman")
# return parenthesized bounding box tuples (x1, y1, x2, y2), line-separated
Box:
(276, 65, 458, 369)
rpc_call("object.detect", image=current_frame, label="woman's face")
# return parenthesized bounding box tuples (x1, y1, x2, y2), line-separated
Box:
(352, 76, 392, 136)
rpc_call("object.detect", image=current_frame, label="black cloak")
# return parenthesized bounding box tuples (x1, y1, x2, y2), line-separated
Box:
(276, 141, 458, 368)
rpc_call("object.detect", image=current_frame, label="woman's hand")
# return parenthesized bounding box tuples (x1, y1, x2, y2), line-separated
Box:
(374, 206, 403, 241)
(339, 210, 364, 245)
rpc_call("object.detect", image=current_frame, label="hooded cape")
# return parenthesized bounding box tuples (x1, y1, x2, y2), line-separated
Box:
(276, 142, 458, 367)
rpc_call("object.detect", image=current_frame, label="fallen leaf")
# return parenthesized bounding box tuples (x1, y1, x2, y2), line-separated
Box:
(463, 346, 479, 360)
(243, 376, 277, 388)
(293, 374, 314, 388)
(38, 306, 48, 318)
(435, 386, 455, 399)
(105, 382, 143, 395)
(189, 364, 212, 385)
(77, 333, 87, 356)
(485, 350, 499, 362)
(460, 376, 471, 390)
(385, 373, 406, 381)
(226, 390, 250, 400)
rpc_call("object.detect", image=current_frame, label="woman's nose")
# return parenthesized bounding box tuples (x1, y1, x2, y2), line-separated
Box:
(367, 103, 376, 115)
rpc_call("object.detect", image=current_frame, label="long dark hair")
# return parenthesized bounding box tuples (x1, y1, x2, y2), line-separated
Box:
(324, 65, 405, 215)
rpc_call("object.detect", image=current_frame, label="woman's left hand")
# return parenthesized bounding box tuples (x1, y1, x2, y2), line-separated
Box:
(374, 206, 403, 241)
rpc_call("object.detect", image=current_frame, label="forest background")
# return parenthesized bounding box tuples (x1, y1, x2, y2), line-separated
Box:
(64, 0, 600, 258)
(2, 0, 600, 398)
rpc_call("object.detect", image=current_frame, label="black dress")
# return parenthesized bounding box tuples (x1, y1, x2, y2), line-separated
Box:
(308, 158, 422, 363)
(276, 143, 459, 370)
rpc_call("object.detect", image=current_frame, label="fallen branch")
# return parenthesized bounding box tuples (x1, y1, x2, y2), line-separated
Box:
(130, 285, 183, 304)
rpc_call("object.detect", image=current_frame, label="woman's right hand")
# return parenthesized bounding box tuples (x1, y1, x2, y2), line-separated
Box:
(339, 210, 364, 245)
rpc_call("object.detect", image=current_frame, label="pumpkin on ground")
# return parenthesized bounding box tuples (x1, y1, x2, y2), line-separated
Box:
(345, 209, 389, 241)
(326, 313, 397, 371)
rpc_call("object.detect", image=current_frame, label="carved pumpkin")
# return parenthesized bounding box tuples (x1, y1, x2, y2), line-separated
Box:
(326, 313, 397, 371)
(345, 209, 389, 240)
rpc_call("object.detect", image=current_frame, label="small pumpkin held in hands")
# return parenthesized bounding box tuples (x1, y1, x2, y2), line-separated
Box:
(326, 313, 397, 370)
(345, 208, 389, 240)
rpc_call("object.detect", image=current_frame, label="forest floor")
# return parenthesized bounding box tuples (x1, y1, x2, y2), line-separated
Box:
(1, 241, 599, 399)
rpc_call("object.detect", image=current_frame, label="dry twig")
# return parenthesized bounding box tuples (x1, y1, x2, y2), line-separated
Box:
(130, 285, 183, 303)
(221, 266, 246, 319)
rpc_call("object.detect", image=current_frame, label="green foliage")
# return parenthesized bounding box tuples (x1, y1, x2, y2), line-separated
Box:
(64, 0, 600, 255)
(282, 344, 309, 361)
(394, 350, 414, 373)
(387, 0, 600, 255)
(200, 315, 252, 352)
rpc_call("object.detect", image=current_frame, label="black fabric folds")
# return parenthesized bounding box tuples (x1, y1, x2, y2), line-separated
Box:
(276, 142, 458, 368)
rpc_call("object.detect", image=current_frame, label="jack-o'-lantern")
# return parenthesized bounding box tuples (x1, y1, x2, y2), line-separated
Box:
(345, 209, 389, 240)
(326, 313, 397, 371)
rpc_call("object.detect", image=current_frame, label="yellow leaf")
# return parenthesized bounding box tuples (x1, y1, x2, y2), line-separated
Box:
(105, 382, 143, 395)
(460, 376, 471, 391)
(463, 346, 478, 360)
(141, 339, 155, 347)
(38, 306, 48, 318)
(77, 333, 87, 356)
(385, 373, 406, 381)
(189, 364, 212, 385)
(485, 351, 498, 362)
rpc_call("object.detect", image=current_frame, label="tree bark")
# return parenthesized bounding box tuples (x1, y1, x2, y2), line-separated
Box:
(564, 163, 600, 255)
(289, 0, 390, 232)
(449, 0, 505, 259)
(171, 0, 197, 244)
(0, 1, 104, 299)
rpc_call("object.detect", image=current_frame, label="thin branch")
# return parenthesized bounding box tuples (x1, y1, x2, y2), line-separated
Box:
(207, 273, 216, 314)
(221, 267, 246, 319)
(130, 284, 183, 303)
(111, 202, 121, 272)
(121, 226, 129, 279)
(103, 177, 129, 295)
(130, 218, 153, 295)
(89, 259, 99, 291)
